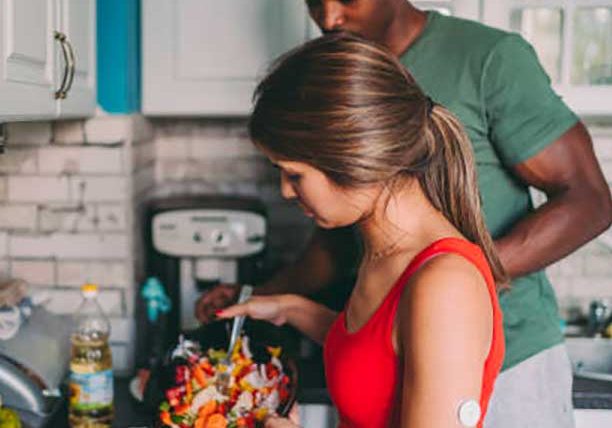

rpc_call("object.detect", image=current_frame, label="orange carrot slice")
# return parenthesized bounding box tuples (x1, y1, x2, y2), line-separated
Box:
(195, 416, 207, 428)
(205, 413, 228, 428)
(193, 365, 208, 388)
(198, 399, 217, 419)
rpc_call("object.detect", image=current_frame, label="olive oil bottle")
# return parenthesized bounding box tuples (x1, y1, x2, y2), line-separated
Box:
(68, 284, 113, 427)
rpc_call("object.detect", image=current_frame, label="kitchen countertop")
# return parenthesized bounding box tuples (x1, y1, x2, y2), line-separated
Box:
(46, 359, 612, 427)
(573, 377, 612, 409)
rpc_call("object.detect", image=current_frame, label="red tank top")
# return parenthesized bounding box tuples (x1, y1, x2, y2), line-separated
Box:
(323, 238, 504, 428)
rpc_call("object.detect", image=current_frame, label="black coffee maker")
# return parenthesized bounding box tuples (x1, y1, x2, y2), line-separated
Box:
(137, 195, 267, 369)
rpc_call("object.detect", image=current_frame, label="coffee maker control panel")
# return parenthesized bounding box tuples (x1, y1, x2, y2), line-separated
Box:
(152, 209, 266, 257)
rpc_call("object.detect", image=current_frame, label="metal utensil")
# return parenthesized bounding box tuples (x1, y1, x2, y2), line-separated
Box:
(216, 284, 253, 393)
(227, 285, 254, 356)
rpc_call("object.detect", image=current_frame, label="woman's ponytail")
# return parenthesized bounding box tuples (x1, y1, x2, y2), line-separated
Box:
(248, 32, 507, 285)
(419, 104, 507, 285)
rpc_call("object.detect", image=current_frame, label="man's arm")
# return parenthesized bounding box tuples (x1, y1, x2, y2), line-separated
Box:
(195, 226, 356, 323)
(255, 225, 357, 296)
(495, 122, 612, 279)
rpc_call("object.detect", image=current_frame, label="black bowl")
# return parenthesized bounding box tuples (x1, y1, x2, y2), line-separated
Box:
(145, 319, 298, 425)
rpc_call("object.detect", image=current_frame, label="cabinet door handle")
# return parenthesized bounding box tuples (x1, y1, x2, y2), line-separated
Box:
(54, 31, 76, 99)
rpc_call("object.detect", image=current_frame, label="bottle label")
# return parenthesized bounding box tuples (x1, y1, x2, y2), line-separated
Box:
(69, 369, 113, 410)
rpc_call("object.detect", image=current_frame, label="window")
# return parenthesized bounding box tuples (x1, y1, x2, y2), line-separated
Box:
(483, 0, 612, 115)
(414, 0, 480, 19)
(414, 1, 454, 15)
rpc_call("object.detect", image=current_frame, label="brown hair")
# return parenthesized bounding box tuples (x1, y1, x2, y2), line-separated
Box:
(249, 32, 507, 284)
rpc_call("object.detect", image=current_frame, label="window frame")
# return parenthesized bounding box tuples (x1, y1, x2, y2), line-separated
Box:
(414, 0, 480, 19)
(482, 0, 612, 116)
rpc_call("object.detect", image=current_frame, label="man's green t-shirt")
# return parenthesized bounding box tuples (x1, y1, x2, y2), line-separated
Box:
(401, 12, 579, 370)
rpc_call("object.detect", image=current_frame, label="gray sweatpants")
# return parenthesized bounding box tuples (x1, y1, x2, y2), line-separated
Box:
(484, 343, 575, 428)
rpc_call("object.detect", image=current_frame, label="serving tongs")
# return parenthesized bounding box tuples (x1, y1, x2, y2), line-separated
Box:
(216, 284, 253, 393)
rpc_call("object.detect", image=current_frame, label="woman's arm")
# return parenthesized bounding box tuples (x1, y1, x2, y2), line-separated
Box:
(217, 294, 337, 345)
(282, 294, 338, 345)
(398, 254, 493, 428)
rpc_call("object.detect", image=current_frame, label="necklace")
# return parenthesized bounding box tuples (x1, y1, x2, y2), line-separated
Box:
(369, 230, 412, 262)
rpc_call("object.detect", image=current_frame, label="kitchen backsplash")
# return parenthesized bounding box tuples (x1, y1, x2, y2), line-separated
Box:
(0, 116, 610, 372)
(151, 118, 314, 268)
(0, 116, 156, 373)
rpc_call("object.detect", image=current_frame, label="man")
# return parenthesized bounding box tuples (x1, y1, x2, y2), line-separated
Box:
(196, 1, 612, 426)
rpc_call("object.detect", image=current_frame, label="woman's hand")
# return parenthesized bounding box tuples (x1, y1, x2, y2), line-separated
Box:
(216, 295, 288, 326)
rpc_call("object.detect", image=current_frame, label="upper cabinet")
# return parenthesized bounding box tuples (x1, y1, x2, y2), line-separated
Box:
(0, 0, 96, 122)
(55, 0, 96, 118)
(142, 0, 311, 116)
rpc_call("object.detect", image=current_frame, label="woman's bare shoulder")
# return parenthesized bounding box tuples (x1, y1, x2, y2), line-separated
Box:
(397, 252, 492, 348)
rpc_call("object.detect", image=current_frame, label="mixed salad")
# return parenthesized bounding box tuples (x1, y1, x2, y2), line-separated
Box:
(159, 336, 292, 428)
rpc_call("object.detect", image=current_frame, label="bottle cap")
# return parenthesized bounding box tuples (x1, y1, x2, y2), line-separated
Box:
(81, 283, 98, 298)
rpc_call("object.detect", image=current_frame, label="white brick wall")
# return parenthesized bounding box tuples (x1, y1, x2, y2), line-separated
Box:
(130, 115, 154, 143)
(5, 122, 52, 145)
(0, 204, 38, 230)
(84, 115, 153, 145)
(0, 116, 157, 374)
(38, 146, 123, 174)
(8, 176, 69, 202)
(10, 259, 55, 285)
(190, 137, 259, 159)
(38, 203, 128, 233)
(44, 289, 82, 313)
(131, 140, 155, 170)
(42, 288, 123, 316)
(53, 120, 86, 144)
(39, 204, 98, 233)
(133, 165, 155, 197)
(96, 204, 127, 231)
(156, 137, 190, 159)
(0, 232, 8, 258)
(0, 259, 9, 281)
(0, 148, 38, 174)
(583, 253, 611, 275)
(0, 177, 7, 201)
(71, 176, 128, 202)
(8, 234, 55, 258)
(57, 261, 128, 288)
(51, 233, 129, 259)
(8, 233, 129, 260)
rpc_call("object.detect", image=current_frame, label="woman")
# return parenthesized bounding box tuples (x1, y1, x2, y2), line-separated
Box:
(218, 33, 505, 428)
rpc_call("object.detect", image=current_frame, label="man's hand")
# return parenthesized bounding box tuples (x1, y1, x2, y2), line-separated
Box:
(215, 295, 288, 326)
(194, 284, 240, 324)
(264, 404, 301, 427)
(264, 416, 301, 428)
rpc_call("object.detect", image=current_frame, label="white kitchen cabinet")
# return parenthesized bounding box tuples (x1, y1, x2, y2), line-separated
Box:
(142, 0, 310, 116)
(0, 0, 96, 122)
(54, 0, 96, 118)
